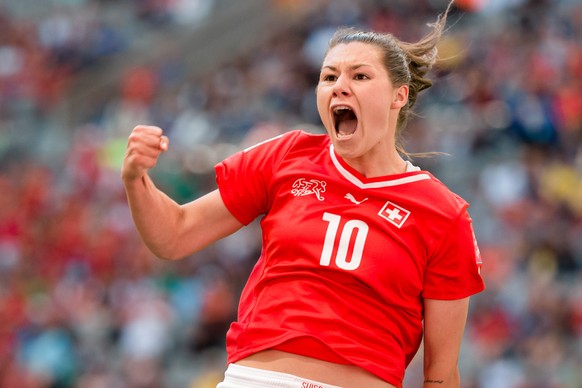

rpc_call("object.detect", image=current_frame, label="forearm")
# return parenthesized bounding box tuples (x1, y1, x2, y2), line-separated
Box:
(423, 364, 459, 388)
(124, 173, 185, 260)
(423, 298, 469, 388)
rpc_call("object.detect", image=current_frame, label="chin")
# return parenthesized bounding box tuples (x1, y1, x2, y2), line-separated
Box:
(332, 140, 360, 159)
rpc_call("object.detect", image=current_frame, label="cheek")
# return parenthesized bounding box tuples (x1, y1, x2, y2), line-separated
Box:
(316, 92, 330, 125)
(369, 87, 391, 109)
(362, 98, 390, 121)
(362, 96, 390, 127)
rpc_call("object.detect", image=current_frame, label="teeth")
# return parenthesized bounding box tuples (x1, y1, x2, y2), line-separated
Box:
(333, 106, 352, 114)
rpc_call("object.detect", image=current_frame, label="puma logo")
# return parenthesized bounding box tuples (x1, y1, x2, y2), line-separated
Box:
(345, 193, 368, 205)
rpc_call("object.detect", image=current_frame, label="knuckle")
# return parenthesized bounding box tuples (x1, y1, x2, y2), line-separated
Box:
(132, 125, 146, 134)
(127, 133, 141, 144)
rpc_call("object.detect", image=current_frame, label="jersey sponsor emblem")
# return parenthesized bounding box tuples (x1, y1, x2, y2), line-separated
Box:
(378, 201, 411, 228)
(291, 178, 326, 201)
(344, 193, 368, 205)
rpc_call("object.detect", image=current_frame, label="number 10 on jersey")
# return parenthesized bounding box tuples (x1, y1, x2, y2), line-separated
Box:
(320, 212, 369, 271)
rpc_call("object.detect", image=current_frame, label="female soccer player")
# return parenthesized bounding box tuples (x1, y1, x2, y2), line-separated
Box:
(121, 1, 484, 387)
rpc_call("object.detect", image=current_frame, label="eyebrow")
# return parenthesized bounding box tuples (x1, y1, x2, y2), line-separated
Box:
(321, 64, 372, 72)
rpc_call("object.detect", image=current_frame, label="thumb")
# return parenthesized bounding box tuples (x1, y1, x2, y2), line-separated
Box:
(159, 136, 170, 152)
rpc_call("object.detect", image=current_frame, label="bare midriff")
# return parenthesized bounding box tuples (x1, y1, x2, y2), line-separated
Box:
(235, 349, 397, 388)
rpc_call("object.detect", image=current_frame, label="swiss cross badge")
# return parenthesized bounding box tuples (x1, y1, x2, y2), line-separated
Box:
(378, 201, 411, 228)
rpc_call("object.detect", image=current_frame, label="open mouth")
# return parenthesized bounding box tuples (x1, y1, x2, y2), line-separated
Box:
(333, 106, 358, 138)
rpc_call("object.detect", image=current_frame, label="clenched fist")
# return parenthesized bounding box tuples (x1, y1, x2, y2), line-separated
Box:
(121, 125, 169, 182)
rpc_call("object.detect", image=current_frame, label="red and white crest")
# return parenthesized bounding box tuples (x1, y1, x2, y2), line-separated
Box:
(291, 178, 327, 201)
(378, 201, 411, 228)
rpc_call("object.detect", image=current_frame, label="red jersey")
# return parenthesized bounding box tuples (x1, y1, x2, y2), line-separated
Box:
(215, 130, 485, 386)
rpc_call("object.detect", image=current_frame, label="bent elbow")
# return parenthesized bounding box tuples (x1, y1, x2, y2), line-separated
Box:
(155, 251, 185, 261)
(145, 242, 186, 261)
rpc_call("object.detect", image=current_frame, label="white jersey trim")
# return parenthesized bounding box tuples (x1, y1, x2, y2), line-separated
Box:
(329, 145, 431, 189)
(243, 133, 285, 153)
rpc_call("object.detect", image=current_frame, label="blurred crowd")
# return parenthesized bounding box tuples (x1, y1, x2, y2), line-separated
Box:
(1, 0, 582, 387)
(0, 0, 215, 118)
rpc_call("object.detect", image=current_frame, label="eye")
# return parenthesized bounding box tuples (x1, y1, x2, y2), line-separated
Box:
(354, 73, 369, 80)
(322, 74, 337, 82)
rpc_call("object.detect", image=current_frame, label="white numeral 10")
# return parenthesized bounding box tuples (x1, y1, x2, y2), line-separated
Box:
(320, 212, 369, 270)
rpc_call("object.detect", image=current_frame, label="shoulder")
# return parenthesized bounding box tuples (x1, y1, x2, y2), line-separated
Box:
(242, 130, 330, 166)
(411, 171, 469, 220)
(243, 129, 328, 155)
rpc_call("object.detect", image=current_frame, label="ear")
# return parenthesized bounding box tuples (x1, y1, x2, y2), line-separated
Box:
(390, 84, 409, 109)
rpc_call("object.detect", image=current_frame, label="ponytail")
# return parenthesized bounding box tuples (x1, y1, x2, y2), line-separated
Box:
(397, 0, 453, 129)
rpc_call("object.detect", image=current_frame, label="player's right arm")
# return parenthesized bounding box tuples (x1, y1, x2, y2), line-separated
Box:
(121, 125, 244, 260)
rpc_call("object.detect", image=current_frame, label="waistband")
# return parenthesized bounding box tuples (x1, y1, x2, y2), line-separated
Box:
(217, 363, 343, 388)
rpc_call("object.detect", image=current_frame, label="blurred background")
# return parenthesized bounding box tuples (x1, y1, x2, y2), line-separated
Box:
(0, 0, 581, 387)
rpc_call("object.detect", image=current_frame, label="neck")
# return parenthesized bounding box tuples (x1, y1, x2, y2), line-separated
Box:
(343, 153, 408, 178)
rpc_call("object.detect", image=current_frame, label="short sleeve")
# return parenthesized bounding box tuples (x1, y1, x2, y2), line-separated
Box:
(423, 209, 485, 300)
(214, 131, 300, 225)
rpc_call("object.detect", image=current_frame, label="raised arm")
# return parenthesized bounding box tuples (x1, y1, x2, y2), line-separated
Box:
(121, 125, 244, 260)
(422, 297, 471, 388)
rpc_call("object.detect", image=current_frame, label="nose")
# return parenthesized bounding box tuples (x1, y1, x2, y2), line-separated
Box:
(332, 74, 351, 97)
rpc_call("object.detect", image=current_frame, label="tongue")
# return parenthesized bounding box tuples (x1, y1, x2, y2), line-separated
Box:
(338, 119, 357, 136)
